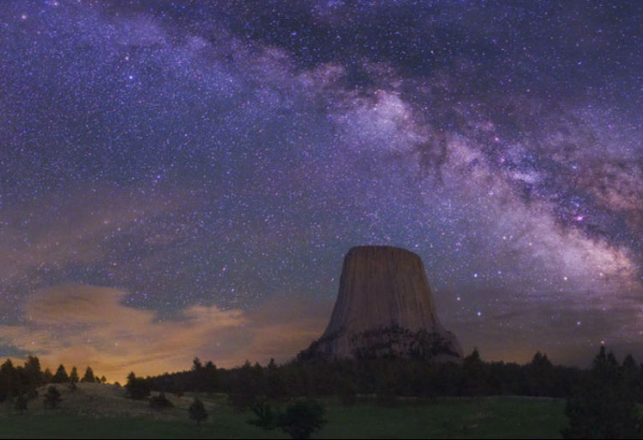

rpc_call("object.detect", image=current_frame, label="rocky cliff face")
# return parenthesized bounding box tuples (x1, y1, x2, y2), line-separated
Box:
(299, 246, 462, 362)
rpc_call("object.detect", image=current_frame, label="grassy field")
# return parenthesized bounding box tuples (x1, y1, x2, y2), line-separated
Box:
(0, 384, 570, 439)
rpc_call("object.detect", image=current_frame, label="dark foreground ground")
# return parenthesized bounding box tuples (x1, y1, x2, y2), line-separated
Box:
(0, 385, 570, 439)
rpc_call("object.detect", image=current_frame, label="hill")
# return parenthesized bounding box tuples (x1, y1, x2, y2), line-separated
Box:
(8, 383, 218, 421)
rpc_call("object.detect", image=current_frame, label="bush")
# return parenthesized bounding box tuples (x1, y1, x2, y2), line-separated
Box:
(277, 400, 327, 439)
(249, 400, 277, 430)
(149, 392, 174, 410)
(188, 397, 208, 426)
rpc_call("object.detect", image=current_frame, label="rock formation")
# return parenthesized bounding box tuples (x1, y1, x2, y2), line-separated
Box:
(299, 246, 462, 362)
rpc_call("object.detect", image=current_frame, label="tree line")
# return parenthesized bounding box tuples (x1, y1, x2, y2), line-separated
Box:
(143, 347, 643, 438)
(0, 356, 107, 403)
(2, 347, 641, 438)
(145, 349, 641, 404)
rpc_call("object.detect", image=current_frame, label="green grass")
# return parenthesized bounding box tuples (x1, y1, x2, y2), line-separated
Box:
(322, 397, 567, 439)
(0, 396, 568, 439)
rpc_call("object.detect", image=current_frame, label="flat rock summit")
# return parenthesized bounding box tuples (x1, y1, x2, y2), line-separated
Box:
(300, 246, 462, 362)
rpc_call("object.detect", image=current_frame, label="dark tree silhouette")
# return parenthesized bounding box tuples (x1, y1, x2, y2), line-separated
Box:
(192, 357, 203, 371)
(621, 354, 640, 403)
(125, 372, 151, 400)
(68, 367, 79, 391)
(43, 386, 62, 409)
(42, 368, 53, 383)
(81, 367, 96, 383)
(69, 367, 79, 384)
(23, 356, 44, 389)
(0, 359, 17, 401)
(227, 361, 261, 412)
(562, 347, 642, 439)
(188, 397, 208, 426)
(202, 361, 218, 393)
(51, 365, 69, 384)
(249, 400, 278, 430)
(191, 357, 218, 392)
(141, 347, 630, 408)
(265, 358, 286, 400)
(526, 352, 556, 396)
(461, 348, 487, 395)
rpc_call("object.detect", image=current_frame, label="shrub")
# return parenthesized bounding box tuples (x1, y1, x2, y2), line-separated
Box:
(43, 386, 62, 409)
(149, 392, 174, 410)
(277, 400, 327, 439)
(188, 397, 208, 426)
(249, 400, 277, 430)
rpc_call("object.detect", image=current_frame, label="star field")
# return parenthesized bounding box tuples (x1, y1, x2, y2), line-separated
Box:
(0, 0, 641, 377)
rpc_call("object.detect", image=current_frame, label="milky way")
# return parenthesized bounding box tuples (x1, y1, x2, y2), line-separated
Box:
(0, 1, 641, 378)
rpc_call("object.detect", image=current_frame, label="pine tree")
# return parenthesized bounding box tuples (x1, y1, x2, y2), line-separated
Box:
(42, 368, 53, 383)
(266, 358, 286, 400)
(69, 367, 79, 383)
(461, 348, 487, 395)
(621, 355, 640, 403)
(228, 361, 260, 412)
(23, 356, 43, 388)
(69, 367, 79, 388)
(192, 357, 203, 371)
(125, 372, 151, 400)
(527, 352, 555, 396)
(51, 365, 69, 383)
(0, 359, 17, 401)
(81, 367, 96, 383)
(203, 361, 218, 393)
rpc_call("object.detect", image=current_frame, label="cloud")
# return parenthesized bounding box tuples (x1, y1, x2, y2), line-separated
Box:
(0, 186, 188, 284)
(0, 285, 330, 382)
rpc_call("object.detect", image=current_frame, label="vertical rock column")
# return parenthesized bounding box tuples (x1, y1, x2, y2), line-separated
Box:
(300, 246, 462, 361)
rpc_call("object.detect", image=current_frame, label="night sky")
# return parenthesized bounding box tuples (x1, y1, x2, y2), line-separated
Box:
(0, 0, 641, 380)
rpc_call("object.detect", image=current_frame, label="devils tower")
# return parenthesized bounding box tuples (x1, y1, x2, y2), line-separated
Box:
(299, 246, 462, 362)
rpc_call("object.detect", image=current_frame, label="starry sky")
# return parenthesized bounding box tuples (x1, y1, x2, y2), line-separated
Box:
(0, 0, 641, 380)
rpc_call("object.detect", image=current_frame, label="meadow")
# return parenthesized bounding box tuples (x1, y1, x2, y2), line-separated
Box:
(0, 384, 569, 439)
